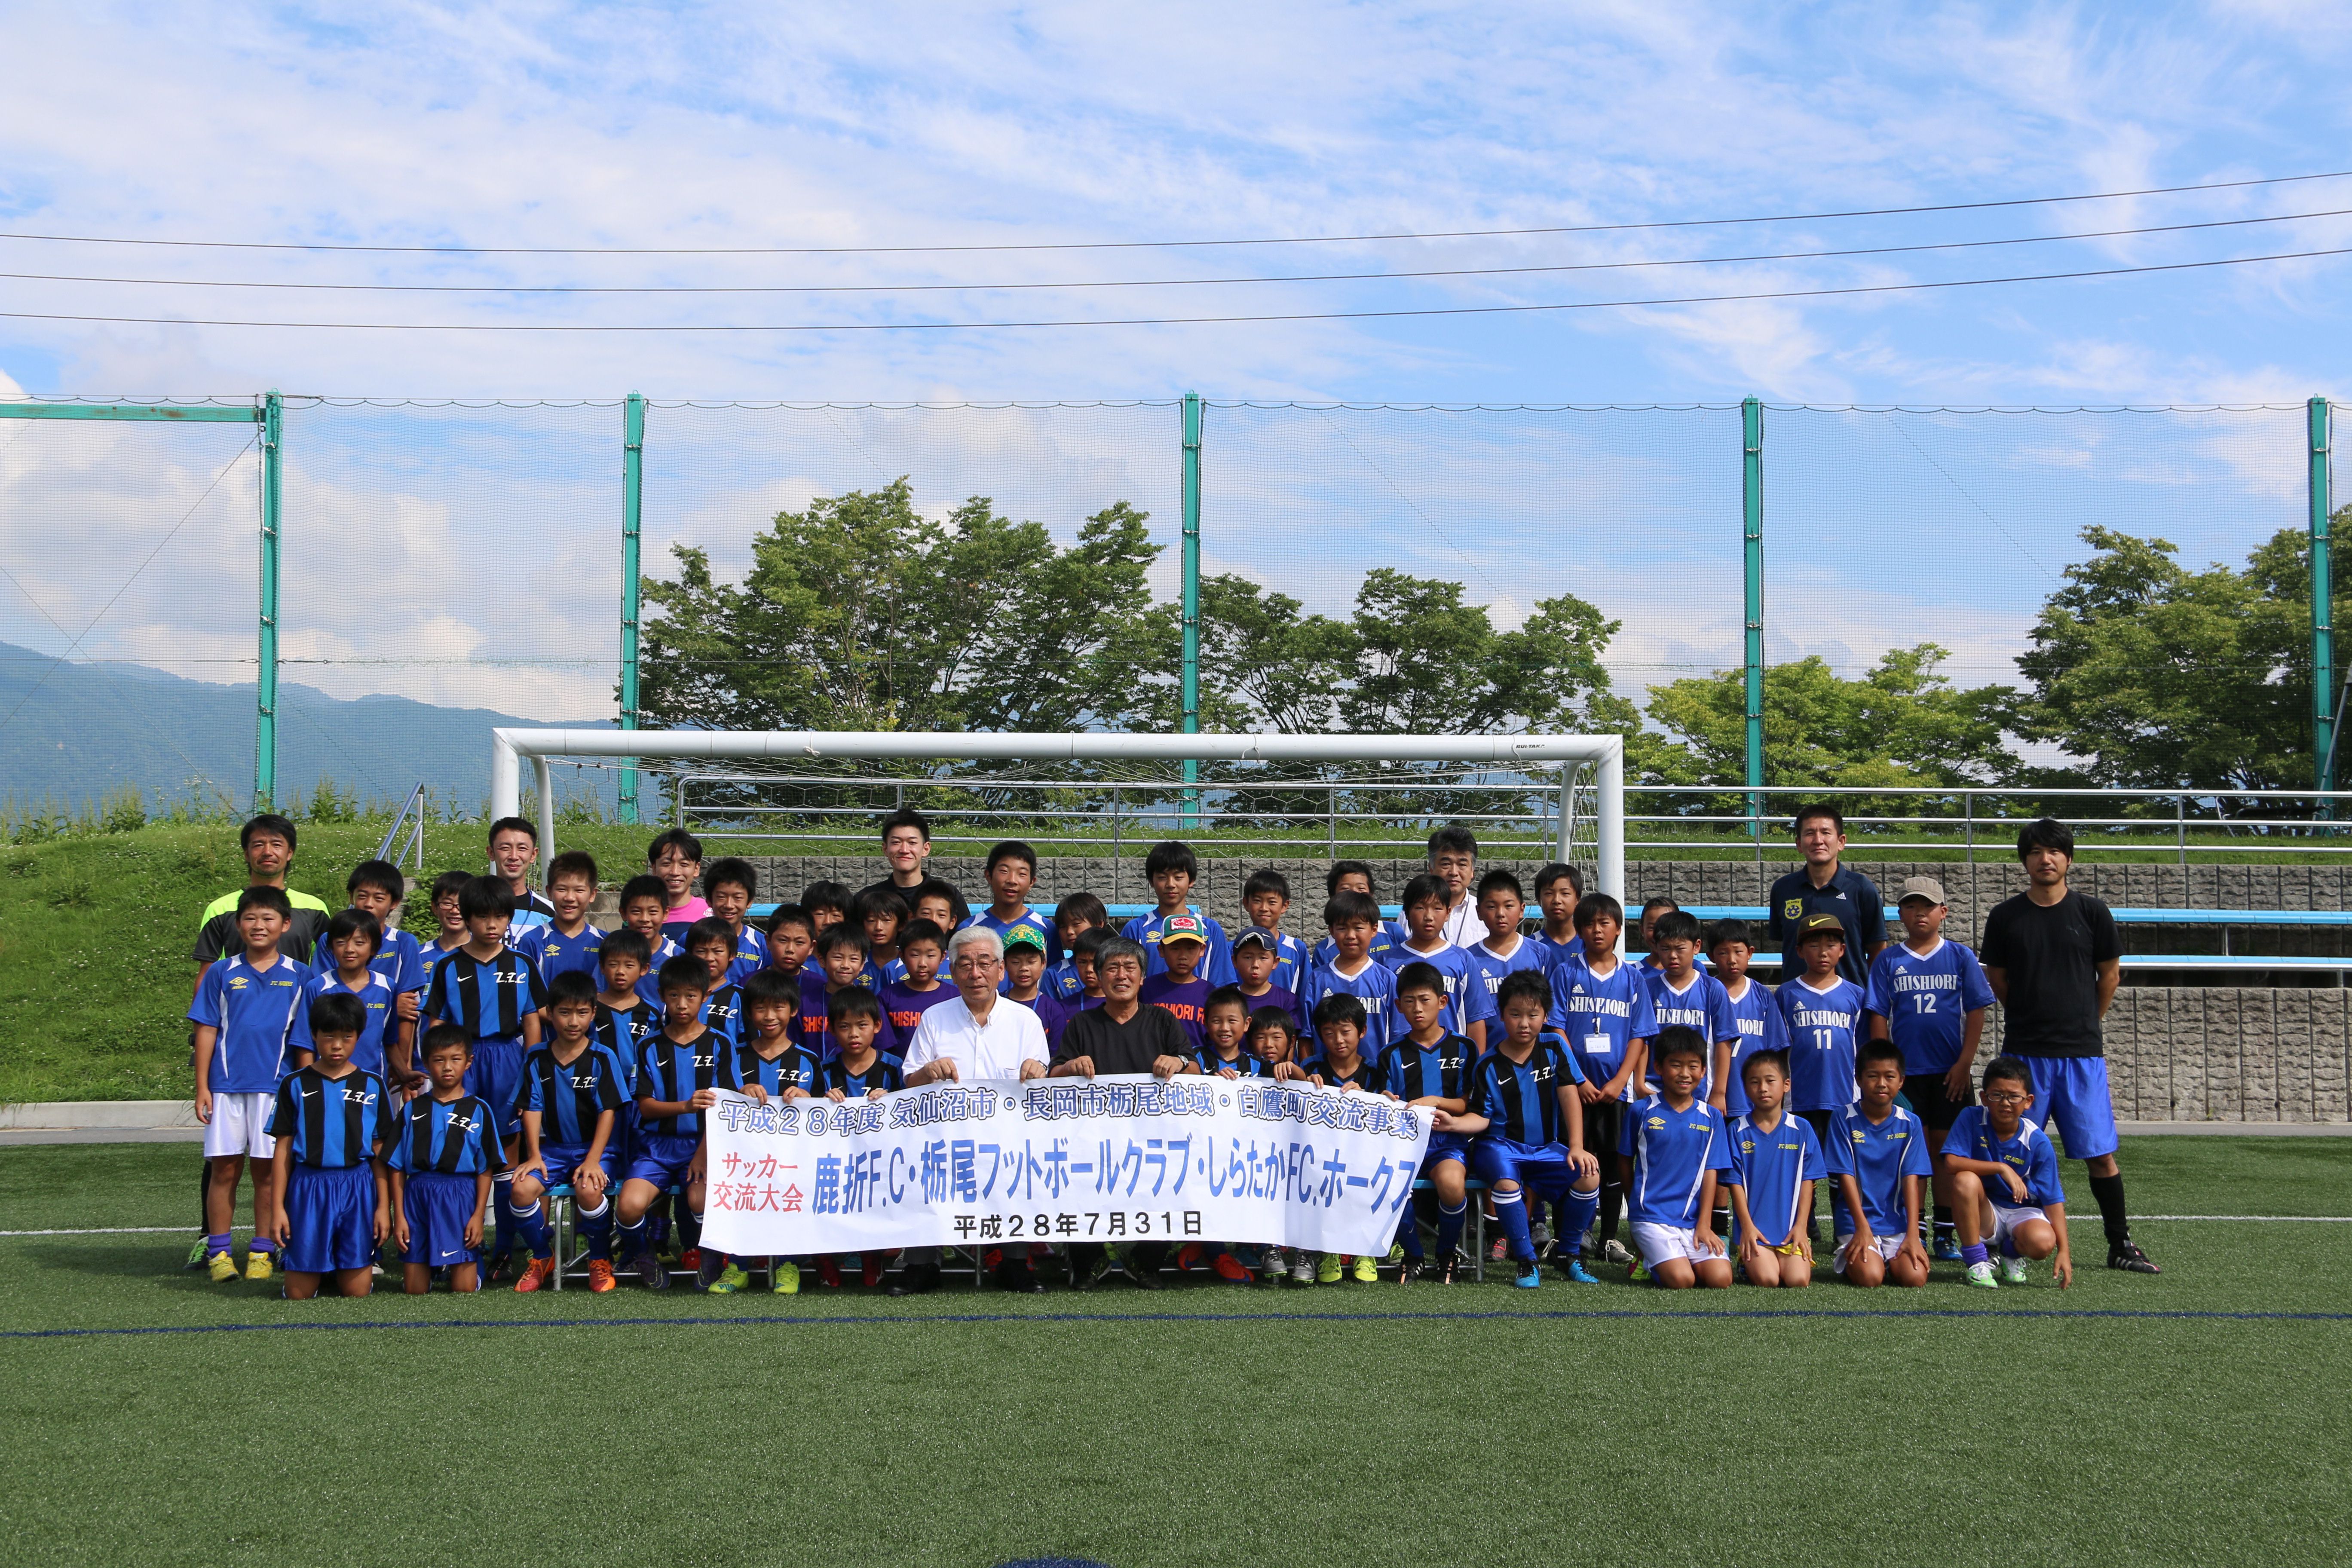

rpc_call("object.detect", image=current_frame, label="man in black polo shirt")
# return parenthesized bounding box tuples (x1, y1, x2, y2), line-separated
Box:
(855, 808, 937, 910)
(1050, 936, 1195, 1289)
(1765, 802, 1884, 985)
(1979, 817, 2157, 1274)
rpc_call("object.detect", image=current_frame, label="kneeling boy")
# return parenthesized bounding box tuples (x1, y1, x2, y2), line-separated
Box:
(1724, 1050, 1824, 1287)
(267, 992, 392, 1299)
(1824, 1039, 1933, 1288)
(1621, 1026, 1734, 1289)
(1943, 1057, 2073, 1289)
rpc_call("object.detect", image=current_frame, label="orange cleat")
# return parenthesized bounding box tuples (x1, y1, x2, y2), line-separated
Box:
(677, 1246, 702, 1274)
(514, 1256, 557, 1293)
(818, 1259, 845, 1289)
(1213, 1251, 1252, 1282)
(587, 1259, 617, 1293)
(1174, 1243, 1207, 1273)
(860, 1256, 886, 1288)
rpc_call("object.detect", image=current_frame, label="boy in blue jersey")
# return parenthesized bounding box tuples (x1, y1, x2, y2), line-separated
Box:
(701, 858, 769, 981)
(518, 851, 605, 986)
(420, 875, 548, 1277)
(1724, 1050, 1823, 1288)
(1047, 892, 1110, 1001)
(1241, 870, 1310, 993)
(1547, 892, 1655, 1265)
(1824, 1040, 1933, 1287)
(387, 1026, 500, 1294)
(687, 918, 750, 1047)
(488, 816, 556, 941)
(593, 929, 660, 1066)
(1002, 926, 1072, 1053)
(1706, 920, 1786, 1118)
(707, 967, 818, 1296)
(1776, 913, 1870, 1246)
(913, 880, 967, 935)
(1620, 1027, 1735, 1289)
(1230, 927, 1306, 1034)
(1642, 910, 1739, 1102)
(1437, 972, 1601, 1290)
(1385, 874, 1476, 1037)
(1381, 963, 1491, 1284)
(1530, 863, 1586, 969)
(1865, 875, 1995, 1259)
(266, 993, 389, 1299)
(1122, 840, 1237, 986)
(1139, 915, 1215, 1054)
(291, 909, 399, 1084)
(1464, 870, 1546, 1051)
(1303, 890, 1401, 1057)
(339, 858, 428, 1060)
(190, 885, 307, 1283)
(619, 876, 684, 1007)
(510, 972, 628, 1294)
(1316, 862, 1398, 968)
(972, 841, 1061, 968)
(1944, 1057, 2073, 1289)
(1197, 987, 1264, 1078)
(882, 920, 959, 1039)
(616, 956, 721, 1290)
(858, 888, 911, 987)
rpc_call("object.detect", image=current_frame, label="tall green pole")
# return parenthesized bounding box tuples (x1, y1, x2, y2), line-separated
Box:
(1180, 392, 1203, 830)
(1742, 397, 1765, 840)
(255, 390, 282, 811)
(619, 392, 646, 824)
(2313, 397, 2336, 803)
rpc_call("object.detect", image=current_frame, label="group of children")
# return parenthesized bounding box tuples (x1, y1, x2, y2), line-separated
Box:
(187, 810, 2070, 1300)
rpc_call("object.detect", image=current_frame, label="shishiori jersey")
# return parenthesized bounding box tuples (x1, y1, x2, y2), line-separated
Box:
(1642, 969, 1739, 1098)
(1774, 973, 1870, 1112)
(591, 999, 662, 1093)
(1529, 929, 1585, 971)
(1546, 954, 1658, 1098)
(636, 1031, 726, 1138)
(1864, 938, 1998, 1076)
(880, 978, 960, 1040)
(388, 1091, 505, 1176)
(1727, 1111, 1827, 1248)
(312, 924, 430, 998)
(1718, 977, 1789, 1118)
(187, 950, 308, 1095)
(423, 947, 546, 1046)
(519, 1041, 628, 1150)
(793, 976, 902, 1064)
(1462, 935, 1549, 1031)
(1465, 1038, 1586, 1150)
(822, 1054, 905, 1098)
(1379, 1032, 1480, 1106)
(1382, 942, 1477, 1036)
(1620, 1093, 1733, 1230)
(267, 1066, 390, 1168)
(517, 921, 605, 986)
(289, 971, 398, 1077)
(1942, 1107, 2066, 1210)
(1823, 1102, 1935, 1238)
(1196, 1046, 1269, 1078)
(725, 1039, 822, 1099)
(1301, 958, 1402, 1052)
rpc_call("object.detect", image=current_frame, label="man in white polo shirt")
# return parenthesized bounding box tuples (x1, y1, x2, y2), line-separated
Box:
(892, 925, 1050, 1296)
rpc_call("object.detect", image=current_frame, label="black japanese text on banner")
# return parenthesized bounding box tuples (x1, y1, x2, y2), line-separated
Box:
(699, 1075, 1433, 1257)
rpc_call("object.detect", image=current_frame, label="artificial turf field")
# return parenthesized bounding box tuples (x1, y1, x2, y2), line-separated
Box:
(2, 1136, 2345, 1568)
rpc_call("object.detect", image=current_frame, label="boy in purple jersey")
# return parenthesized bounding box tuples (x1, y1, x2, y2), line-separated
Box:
(796, 925, 900, 1063)
(518, 851, 606, 986)
(1240, 870, 1311, 993)
(879, 919, 959, 1040)
(1384, 874, 1477, 1039)
(1641, 910, 1739, 1101)
(1001, 925, 1072, 1052)
(1824, 1040, 1933, 1288)
(1138, 915, 1215, 1054)
(1529, 863, 1586, 970)
(1547, 892, 1656, 1265)
(1302, 890, 1402, 1055)
(1229, 927, 1306, 1033)
(1463, 869, 1546, 1051)
(1620, 1027, 1734, 1289)
(1706, 920, 1786, 1117)
(1121, 840, 1237, 986)
(1865, 875, 1995, 1259)
(1944, 1057, 2073, 1289)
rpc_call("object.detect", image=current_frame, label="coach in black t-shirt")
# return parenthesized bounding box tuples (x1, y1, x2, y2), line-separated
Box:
(1765, 802, 1884, 985)
(1979, 817, 2157, 1274)
(1050, 936, 1195, 1288)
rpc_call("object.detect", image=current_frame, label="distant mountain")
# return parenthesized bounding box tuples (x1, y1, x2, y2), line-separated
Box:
(0, 642, 610, 813)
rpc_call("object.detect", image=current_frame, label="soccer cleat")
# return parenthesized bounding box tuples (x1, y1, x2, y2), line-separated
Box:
(637, 1252, 670, 1291)
(860, 1256, 887, 1289)
(772, 1261, 801, 1295)
(1559, 1258, 1599, 1285)
(1963, 1261, 1999, 1289)
(1513, 1263, 1543, 1289)
(514, 1257, 558, 1293)
(1128, 1260, 1163, 1292)
(1932, 1234, 1963, 1262)
(1173, 1243, 1207, 1273)
(1078, 1253, 1115, 1291)
(206, 1250, 239, 1284)
(1213, 1251, 1252, 1283)
(1260, 1247, 1290, 1283)
(1385, 1242, 1406, 1264)
(817, 1259, 844, 1289)
(1316, 1253, 1342, 1285)
(1397, 1259, 1424, 1285)
(1352, 1253, 1377, 1283)
(1436, 1254, 1461, 1286)
(1487, 1236, 1509, 1263)
(244, 1250, 274, 1283)
(1600, 1238, 1634, 1266)
(184, 1236, 211, 1271)
(1289, 1254, 1317, 1286)
(1627, 1259, 1649, 1284)
(2108, 1240, 2160, 1274)
(885, 1263, 942, 1298)
(2001, 1256, 2030, 1285)
(706, 1263, 750, 1294)
(993, 1259, 1046, 1294)
(677, 1246, 703, 1275)
(482, 1253, 512, 1285)
(587, 1259, 617, 1293)
(1530, 1220, 1554, 1260)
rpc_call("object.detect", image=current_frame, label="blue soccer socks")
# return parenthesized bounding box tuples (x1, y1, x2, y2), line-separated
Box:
(1492, 1187, 1535, 1263)
(577, 1197, 613, 1262)
(1436, 1200, 1468, 1259)
(511, 1199, 551, 1260)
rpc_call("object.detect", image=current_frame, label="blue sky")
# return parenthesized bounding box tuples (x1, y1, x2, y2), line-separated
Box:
(0, 2, 2346, 728)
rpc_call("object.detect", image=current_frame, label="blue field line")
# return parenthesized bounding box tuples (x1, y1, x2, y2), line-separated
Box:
(7, 1305, 2349, 1341)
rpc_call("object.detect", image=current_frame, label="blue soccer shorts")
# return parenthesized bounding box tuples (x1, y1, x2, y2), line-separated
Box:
(283, 1163, 377, 1275)
(401, 1170, 482, 1268)
(464, 1038, 527, 1144)
(1470, 1138, 1590, 1204)
(625, 1132, 701, 1189)
(1421, 1131, 1470, 1173)
(539, 1141, 617, 1191)
(2017, 1055, 2119, 1161)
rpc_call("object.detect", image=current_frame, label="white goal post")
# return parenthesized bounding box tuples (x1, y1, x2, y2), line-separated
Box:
(490, 729, 1625, 903)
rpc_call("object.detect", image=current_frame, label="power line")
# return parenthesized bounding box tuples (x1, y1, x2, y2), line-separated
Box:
(3, 244, 2344, 333)
(0, 170, 2344, 257)
(4, 205, 2344, 296)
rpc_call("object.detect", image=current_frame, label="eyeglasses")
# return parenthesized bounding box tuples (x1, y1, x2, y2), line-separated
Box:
(1982, 1090, 2030, 1106)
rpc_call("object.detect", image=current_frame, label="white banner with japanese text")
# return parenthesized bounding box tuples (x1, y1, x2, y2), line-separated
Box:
(698, 1075, 1432, 1256)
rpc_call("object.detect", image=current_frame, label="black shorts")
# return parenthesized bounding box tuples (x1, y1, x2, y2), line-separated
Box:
(1582, 1099, 1622, 1167)
(1901, 1072, 1968, 1136)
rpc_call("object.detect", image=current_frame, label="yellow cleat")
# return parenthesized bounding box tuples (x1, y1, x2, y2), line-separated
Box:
(1353, 1253, 1378, 1283)
(772, 1260, 801, 1295)
(207, 1250, 239, 1283)
(244, 1251, 275, 1283)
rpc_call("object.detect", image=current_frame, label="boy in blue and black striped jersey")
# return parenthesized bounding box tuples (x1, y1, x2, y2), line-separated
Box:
(516, 850, 606, 985)
(707, 968, 822, 1296)
(615, 955, 723, 1291)
(510, 972, 629, 1293)
(1379, 962, 1484, 1283)
(290, 909, 400, 1083)
(387, 1025, 502, 1294)
(821, 988, 905, 1099)
(420, 875, 546, 1276)
(1437, 974, 1601, 1291)
(266, 991, 391, 1299)
(686, 917, 751, 1048)
(618, 876, 686, 1008)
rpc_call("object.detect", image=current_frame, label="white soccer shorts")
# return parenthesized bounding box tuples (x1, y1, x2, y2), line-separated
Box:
(202, 1091, 276, 1159)
(1632, 1222, 1720, 1268)
(1831, 1231, 1905, 1274)
(1988, 1203, 2048, 1249)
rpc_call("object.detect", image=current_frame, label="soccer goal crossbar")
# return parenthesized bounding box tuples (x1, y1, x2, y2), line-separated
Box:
(490, 729, 1625, 900)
